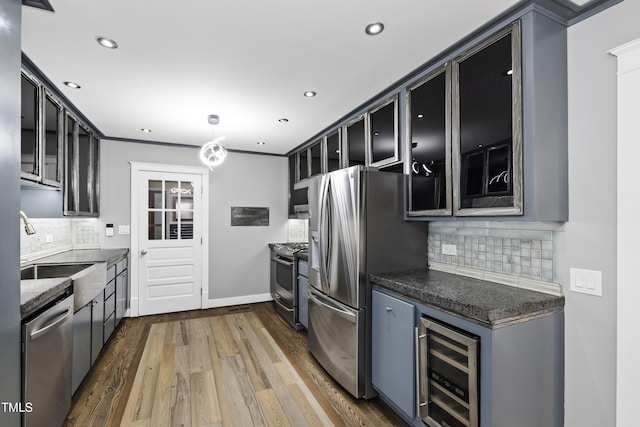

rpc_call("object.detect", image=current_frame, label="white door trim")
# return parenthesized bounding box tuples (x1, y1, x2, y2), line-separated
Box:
(610, 37, 640, 425)
(129, 161, 209, 317)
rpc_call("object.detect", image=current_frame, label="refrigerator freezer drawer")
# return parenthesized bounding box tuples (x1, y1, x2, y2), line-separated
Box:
(308, 287, 363, 398)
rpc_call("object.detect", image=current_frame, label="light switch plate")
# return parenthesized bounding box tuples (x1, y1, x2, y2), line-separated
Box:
(118, 225, 130, 235)
(570, 268, 603, 296)
(442, 243, 458, 256)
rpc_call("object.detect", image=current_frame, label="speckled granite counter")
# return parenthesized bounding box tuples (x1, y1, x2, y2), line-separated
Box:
(296, 250, 308, 261)
(20, 249, 128, 318)
(21, 277, 72, 318)
(370, 269, 564, 328)
(30, 248, 129, 267)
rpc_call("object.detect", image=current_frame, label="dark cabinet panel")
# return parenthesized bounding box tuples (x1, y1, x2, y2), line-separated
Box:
(369, 96, 398, 167)
(310, 140, 322, 177)
(65, 116, 99, 216)
(64, 114, 76, 214)
(43, 93, 63, 185)
(407, 69, 450, 215)
(21, 73, 39, 180)
(78, 126, 91, 213)
(453, 22, 522, 215)
(326, 130, 341, 172)
(346, 115, 366, 167)
(298, 149, 309, 180)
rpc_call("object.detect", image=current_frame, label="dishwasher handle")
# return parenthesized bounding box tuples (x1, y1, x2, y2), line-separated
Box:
(30, 307, 73, 341)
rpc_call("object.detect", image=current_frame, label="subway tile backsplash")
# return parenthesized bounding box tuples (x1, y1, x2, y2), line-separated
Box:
(427, 221, 565, 289)
(20, 218, 99, 261)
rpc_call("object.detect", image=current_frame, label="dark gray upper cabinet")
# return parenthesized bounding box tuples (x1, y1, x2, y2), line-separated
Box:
(42, 92, 63, 186)
(346, 115, 366, 167)
(406, 67, 451, 216)
(309, 139, 322, 177)
(21, 72, 39, 181)
(65, 114, 99, 216)
(326, 130, 341, 172)
(452, 21, 523, 216)
(21, 71, 63, 187)
(298, 149, 309, 181)
(369, 95, 399, 168)
(407, 12, 568, 221)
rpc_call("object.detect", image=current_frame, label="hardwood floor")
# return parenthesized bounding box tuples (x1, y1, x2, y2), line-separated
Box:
(64, 303, 407, 427)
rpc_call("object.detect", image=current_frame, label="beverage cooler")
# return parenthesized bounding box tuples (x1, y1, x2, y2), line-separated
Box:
(418, 317, 480, 427)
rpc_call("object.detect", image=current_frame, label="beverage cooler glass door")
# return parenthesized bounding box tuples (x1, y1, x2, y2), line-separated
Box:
(418, 317, 479, 427)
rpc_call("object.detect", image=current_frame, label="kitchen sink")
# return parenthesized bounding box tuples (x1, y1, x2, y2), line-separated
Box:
(20, 263, 94, 280)
(21, 262, 107, 311)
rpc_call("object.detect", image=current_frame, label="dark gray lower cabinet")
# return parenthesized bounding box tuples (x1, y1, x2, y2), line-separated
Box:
(371, 285, 564, 427)
(115, 261, 128, 327)
(72, 303, 91, 393)
(371, 289, 415, 418)
(298, 260, 308, 329)
(73, 256, 129, 394)
(90, 292, 104, 366)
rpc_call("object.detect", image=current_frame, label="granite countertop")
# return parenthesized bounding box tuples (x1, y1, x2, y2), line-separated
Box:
(21, 277, 72, 318)
(20, 249, 128, 318)
(296, 250, 308, 261)
(30, 248, 129, 267)
(370, 269, 564, 328)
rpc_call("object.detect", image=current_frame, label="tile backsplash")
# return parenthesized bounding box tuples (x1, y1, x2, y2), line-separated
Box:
(428, 221, 565, 293)
(20, 218, 99, 261)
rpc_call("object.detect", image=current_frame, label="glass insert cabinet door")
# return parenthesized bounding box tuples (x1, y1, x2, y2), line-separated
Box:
(452, 21, 523, 216)
(406, 66, 451, 216)
(148, 180, 195, 240)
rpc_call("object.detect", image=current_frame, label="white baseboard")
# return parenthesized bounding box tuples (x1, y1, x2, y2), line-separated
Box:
(203, 293, 273, 309)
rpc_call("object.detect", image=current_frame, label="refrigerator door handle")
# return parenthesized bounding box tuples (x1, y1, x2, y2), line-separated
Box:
(308, 289, 356, 324)
(319, 174, 331, 293)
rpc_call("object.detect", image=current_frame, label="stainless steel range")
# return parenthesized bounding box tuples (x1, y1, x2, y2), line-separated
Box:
(270, 242, 308, 329)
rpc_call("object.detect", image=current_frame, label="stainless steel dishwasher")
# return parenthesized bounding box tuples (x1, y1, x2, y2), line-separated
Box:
(22, 293, 74, 427)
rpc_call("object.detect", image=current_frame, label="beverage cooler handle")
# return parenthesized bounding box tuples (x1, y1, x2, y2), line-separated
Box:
(416, 325, 428, 418)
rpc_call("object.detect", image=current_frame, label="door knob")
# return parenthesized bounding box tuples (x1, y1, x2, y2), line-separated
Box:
(141, 249, 148, 255)
(386, 307, 392, 312)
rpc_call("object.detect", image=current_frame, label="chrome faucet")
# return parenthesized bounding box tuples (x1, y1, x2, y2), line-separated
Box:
(19, 210, 36, 235)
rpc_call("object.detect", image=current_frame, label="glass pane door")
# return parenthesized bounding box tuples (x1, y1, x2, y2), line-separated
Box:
(148, 179, 195, 240)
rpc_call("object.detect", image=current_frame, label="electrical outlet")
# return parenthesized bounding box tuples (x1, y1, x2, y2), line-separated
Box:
(442, 243, 458, 256)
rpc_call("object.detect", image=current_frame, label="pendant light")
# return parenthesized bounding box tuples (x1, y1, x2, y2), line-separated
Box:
(199, 115, 227, 168)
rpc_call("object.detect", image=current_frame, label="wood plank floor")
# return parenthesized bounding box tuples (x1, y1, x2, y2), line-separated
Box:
(64, 302, 407, 427)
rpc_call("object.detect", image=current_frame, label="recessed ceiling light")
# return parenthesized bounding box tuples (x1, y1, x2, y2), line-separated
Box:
(141, 128, 152, 133)
(303, 91, 316, 97)
(278, 118, 289, 123)
(257, 141, 266, 145)
(365, 22, 384, 36)
(417, 114, 424, 118)
(63, 81, 81, 89)
(96, 36, 118, 49)
(373, 131, 380, 136)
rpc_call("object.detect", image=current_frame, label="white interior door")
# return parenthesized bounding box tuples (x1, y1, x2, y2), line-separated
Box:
(137, 171, 203, 315)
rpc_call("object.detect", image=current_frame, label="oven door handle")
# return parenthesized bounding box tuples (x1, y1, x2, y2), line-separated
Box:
(275, 257, 294, 267)
(273, 295, 294, 314)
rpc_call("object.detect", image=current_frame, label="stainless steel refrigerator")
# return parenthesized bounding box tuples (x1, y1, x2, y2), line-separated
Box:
(307, 165, 427, 399)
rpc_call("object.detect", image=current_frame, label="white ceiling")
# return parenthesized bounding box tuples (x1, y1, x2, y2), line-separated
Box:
(22, 0, 521, 155)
